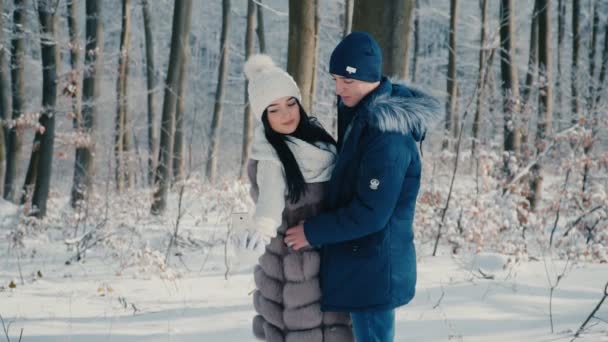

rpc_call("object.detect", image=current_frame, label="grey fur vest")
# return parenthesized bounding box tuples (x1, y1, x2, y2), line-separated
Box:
(248, 160, 354, 342)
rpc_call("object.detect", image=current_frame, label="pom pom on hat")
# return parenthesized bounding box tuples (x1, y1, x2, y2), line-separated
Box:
(244, 54, 302, 121)
(244, 54, 276, 80)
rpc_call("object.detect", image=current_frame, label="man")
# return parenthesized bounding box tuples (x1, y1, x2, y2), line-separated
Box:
(284, 32, 440, 341)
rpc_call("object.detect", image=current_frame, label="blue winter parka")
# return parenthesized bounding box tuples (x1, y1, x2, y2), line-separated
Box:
(303, 77, 440, 312)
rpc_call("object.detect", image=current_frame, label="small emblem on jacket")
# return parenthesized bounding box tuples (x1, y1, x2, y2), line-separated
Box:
(369, 178, 380, 190)
(346, 66, 357, 74)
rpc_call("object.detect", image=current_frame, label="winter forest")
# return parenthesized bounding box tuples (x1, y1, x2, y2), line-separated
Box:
(0, 0, 607, 340)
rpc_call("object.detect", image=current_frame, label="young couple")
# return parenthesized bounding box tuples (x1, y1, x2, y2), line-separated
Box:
(241, 32, 440, 342)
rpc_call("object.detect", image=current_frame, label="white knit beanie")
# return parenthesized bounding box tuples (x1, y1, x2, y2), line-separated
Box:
(244, 54, 302, 121)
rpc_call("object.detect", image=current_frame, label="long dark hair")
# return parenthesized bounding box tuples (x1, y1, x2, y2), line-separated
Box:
(261, 100, 337, 203)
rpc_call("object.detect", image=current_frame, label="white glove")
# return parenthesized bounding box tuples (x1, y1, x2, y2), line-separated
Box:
(233, 229, 270, 251)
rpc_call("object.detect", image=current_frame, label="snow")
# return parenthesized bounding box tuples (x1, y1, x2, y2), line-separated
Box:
(1, 222, 607, 341)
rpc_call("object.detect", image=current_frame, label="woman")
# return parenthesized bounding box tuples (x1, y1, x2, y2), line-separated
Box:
(243, 54, 353, 342)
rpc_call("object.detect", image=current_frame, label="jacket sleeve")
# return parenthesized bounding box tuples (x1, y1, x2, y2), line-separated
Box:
(253, 161, 286, 238)
(303, 129, 411, 246)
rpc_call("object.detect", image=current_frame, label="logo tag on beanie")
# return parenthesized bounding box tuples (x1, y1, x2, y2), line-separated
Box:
(346, 66, 357, 74)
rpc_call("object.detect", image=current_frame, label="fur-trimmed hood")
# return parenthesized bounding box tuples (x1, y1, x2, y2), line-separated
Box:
(342, 78, 441, 141)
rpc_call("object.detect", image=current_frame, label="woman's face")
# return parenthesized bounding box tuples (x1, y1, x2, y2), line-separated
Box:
(266, 96, 300, 134)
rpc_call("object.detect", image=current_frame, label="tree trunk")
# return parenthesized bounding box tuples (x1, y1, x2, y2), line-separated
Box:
(522, 2, 539, 108)
(26, 0, 59, 218)
(173, 39, 189, 183)
(205, 0, 230, 183)
(287, 0, 318, 113)
(412, 0, 420, 83)
(4, 0, 28, 201)
(66, 0, 81, 128)
(587, 0, 599, 112)
(0, 0, 9, 196)
(20, 135, 40, 205)
(240, 0, 257, 179)
(115, 0, 133, 192)
(555, 0, 566, 131)
(521, 0, 541, 153)
(151, 0, 193, 214)
(142, 0, 158, 187)
(529, 0, 552, 212)
(443, 0, 458, 150)
(472, 0, 488, 157)
(352, 0, 415, 79)
(499, 0, 521, 159)
(595, 20, 608, 107)
(571, 0, 581, 123)
(343, 0, 354, 37)
(583, 2, 603, 193)
(71, 0, 102, 207)
(256, 0, 266, 53)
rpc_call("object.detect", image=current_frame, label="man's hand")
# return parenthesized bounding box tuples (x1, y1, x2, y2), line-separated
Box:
(284, 221, 310, 251)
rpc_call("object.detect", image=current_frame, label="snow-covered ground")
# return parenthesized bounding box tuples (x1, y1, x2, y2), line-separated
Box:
(1, 233, 607, 341)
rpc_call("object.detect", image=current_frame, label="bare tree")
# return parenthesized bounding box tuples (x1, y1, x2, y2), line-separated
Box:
(522, 1, 539, 108)
(443, 0, 458, 150)
(352, 0, 415, 79)
(411, 0, 420, 82)
(71, 0, 102, 207)
(287, 0, 318, 113)
(521, 0, 541, 152)
(596, 18, 608, 108)
(66, 0, 81, 128)
(472, 0, 489, 157)
(142, 0, 158, 186)
(0, 0, 9, 196)
(115, 0, 134, 192)
(587, 0, 600, 112)
(173, 38, 189, 183)
(529, 0, 552, 211)
(240, 0, 257, 179)
(151, 0, 193, 214)
(28, 0, 60, 218)
(4, 0, 28, 201)
(499, 0, 521, 160)
(571, 0, 581, 123)
(555, 0, 566, 130)
(205, 0, 231, 183)
(256, 0, 266, 53)
(343, 0, 354, 37)
(582, 0, 601, 193)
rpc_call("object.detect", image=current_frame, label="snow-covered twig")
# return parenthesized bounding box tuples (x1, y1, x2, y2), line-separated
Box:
(544, 257, 570, 334)
(549, 169, 571, 247)
(432, 287, 445, 309)
(433, 42, 497, 256)
(561, 205, 604, 238)
(250, 0, 288, 16)
(0, 314, 23, 342)
(572, 281, 608, 341)
(502, 124, 580, 195)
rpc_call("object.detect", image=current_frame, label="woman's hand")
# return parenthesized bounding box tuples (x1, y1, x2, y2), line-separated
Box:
(284, 221, 310, 251)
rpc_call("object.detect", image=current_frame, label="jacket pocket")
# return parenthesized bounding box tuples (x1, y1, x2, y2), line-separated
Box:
(347, 229, 389, 258)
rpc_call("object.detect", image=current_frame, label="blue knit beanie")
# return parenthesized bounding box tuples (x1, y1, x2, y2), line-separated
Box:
(329, 32, 382, 82)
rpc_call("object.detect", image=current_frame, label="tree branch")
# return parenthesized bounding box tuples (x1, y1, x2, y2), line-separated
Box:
(572, 281, 608, 341)
(502, 124, 580, 195)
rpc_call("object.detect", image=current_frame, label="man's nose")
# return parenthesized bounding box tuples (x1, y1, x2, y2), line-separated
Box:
(335, 82, 343, 95)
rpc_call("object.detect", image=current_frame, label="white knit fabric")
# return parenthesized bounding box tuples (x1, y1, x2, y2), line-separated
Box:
(244, 54, 302, 121)
(250, 125, 337, 239)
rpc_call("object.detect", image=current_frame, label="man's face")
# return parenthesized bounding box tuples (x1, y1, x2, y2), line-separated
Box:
(331, 74, 380, 108)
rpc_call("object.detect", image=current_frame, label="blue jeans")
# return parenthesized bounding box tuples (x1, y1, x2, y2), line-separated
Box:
(350, 309, 395, 342)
